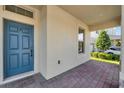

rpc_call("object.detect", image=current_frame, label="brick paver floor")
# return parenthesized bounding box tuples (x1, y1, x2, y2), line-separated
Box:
(0, 60, 119, 88)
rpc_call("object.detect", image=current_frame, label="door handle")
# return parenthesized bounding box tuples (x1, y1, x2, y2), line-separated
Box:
(30, 49, 33, 56)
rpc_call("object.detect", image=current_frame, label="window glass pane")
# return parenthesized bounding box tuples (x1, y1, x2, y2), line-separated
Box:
(5, 5, 16, 13)
(78, 28, 85, 53)
(25, 10, 33, 18)
(16, 7, 25, 15)
(5, 5, 33, 18)
(78, 33, 83, 41)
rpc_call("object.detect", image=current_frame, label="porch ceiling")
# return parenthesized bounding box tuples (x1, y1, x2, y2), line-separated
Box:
(31, 5, 121, 31)
(59, 5, 121, 31)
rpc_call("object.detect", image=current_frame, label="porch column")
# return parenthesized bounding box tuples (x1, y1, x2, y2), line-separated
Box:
(0, 6, 3, 84)
(120, 5, 124, 87)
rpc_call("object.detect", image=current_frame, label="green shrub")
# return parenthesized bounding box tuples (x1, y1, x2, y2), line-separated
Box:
(98, 52, 106, 59)
(91, 52, 120, 61)
(112, 54, 120, 61)
(90, 52, 93, 57)
(106, 54, 113, 60)
(91, 52, 99, 58)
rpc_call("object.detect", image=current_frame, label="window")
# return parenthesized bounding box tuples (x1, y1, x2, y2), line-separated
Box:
(5, 5, 34, 18)
(78, 28, 85, 53)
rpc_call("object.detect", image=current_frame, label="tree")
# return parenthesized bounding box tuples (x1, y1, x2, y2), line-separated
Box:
(113, 40, 121, 47)
(96, 30, 111, 51)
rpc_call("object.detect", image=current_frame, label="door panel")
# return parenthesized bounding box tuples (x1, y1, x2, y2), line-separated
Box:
(22, 53, 30, 66)
(22, 35, 30, 49)
(9, 34, 19, 49)
(4, 19, 34, 78)
(9, 54, 19, 69)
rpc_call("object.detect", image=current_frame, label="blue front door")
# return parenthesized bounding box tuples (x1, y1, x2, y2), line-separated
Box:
(4, 19, 34, 78)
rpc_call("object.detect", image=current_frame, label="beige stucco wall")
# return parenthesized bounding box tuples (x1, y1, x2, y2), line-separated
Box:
(40, 6, 47, 78)
(41, 6, 90, 79)
(0, 5, 42, 84)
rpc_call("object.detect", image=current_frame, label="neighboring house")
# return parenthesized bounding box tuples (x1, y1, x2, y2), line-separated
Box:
(1, 5, 124, 87)
(90, 26, 121, 52)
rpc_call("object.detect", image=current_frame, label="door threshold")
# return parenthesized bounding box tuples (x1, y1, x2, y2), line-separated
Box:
(2, 71, 35, 85)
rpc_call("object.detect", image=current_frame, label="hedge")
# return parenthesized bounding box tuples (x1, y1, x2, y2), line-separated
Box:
(91, 52, 120, 61)
(98, 52, 106, 59)
(91, 52, 99, 58)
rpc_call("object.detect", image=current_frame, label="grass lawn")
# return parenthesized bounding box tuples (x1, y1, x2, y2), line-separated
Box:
(90, 57, 120, 65)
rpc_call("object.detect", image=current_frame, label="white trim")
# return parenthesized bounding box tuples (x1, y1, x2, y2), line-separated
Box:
(0, 71, 36, 85)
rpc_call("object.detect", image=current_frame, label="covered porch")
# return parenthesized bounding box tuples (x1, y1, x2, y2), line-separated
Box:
(0, 5, 122, 88)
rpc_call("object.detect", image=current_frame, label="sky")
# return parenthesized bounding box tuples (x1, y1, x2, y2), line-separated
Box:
(114, 26, 121, 35)
(90, 26, 121, 38)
